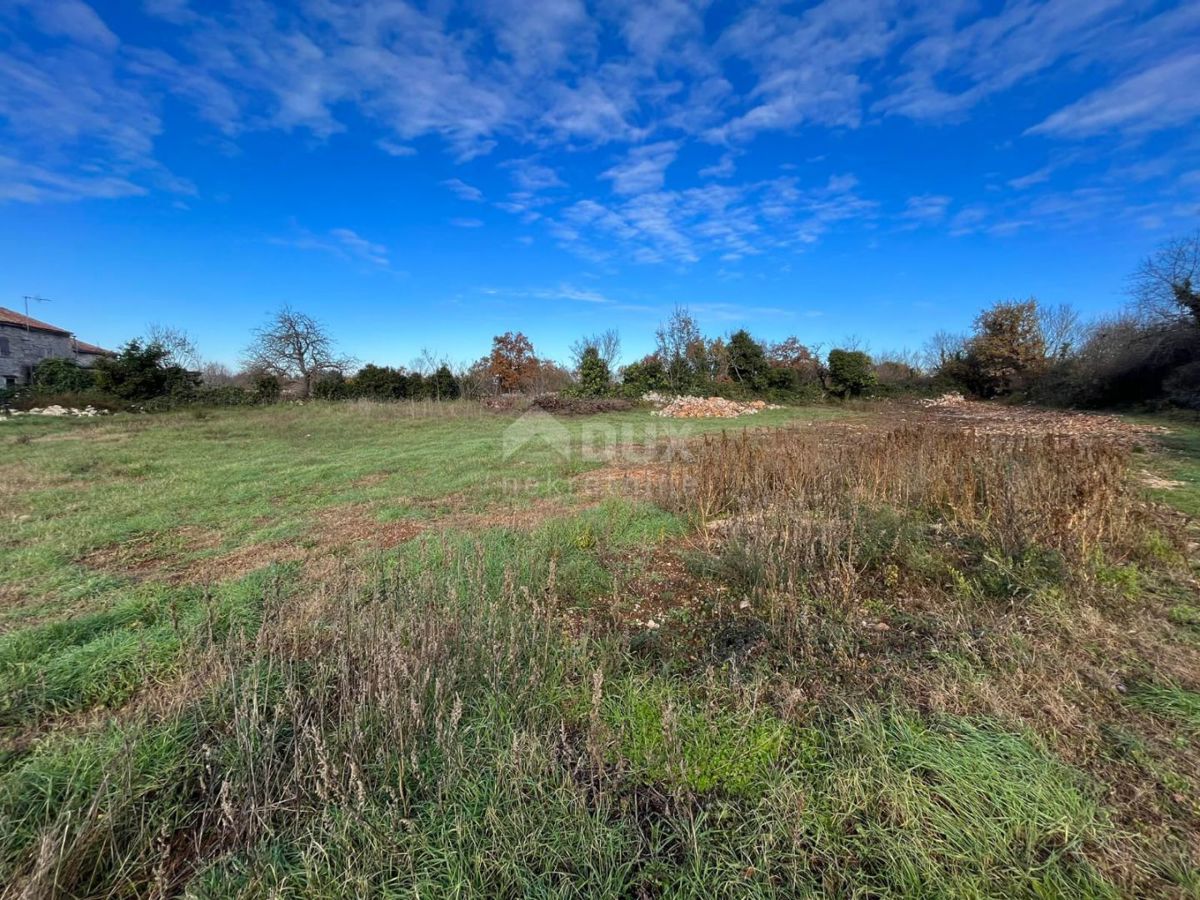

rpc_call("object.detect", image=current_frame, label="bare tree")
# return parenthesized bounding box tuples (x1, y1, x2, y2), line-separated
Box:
(874, 347, 923, 379)
(414, 347, 446, 376)
(244, 306, 351, 398)
(922, 330, 966, 372)
(568, 329, 621, 371)
(145, 324, 201, 371)
(201, 361, 236, 386)
(1038, 302, 1084, 360)
(455, 358, 492, 400)
(1133, 231, 1200, 326)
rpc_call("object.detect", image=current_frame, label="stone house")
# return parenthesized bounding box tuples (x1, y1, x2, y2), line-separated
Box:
(0, 307, 113, 388)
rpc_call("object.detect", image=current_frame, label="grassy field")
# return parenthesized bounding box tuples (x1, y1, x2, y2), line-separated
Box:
(1, 400, 1198, 898)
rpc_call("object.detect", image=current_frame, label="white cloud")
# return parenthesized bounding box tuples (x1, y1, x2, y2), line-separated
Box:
(553, 173, 874, 265)
(699, 152, 736, 179)
(18, 0, 118, 49)
(450, 217, 484, 228)
(504, 158, 565, 192)
(488, 283, 613, 304)
(1029, 54, 1200, 139)
(271, 225, 392, 269)
(533, 284, 612, 304)
(601, 141, 680, 195)
(690, 302, 794, 322)
(0, 156, 146, 203)
(141, 0, 196, 25)
(376, 139, 417, 157)
(0, 7, 183, 204)
(710, 0, 900, 142)
(901, 194, 951, 225)
(328, 228, 390, 268)
(2, 0, 1196, 256)
(876, 0, 1128, 122)
(442, 178, 484, 202)
(1008, 166, 1054, 190)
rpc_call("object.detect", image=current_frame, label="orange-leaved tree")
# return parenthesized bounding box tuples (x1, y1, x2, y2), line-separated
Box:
(489, 331, 538, 393)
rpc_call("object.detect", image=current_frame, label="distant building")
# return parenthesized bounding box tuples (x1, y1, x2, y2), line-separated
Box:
(0, 307, 114, 388)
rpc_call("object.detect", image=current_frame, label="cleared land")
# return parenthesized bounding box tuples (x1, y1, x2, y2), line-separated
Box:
(1, 401, 1198, 898)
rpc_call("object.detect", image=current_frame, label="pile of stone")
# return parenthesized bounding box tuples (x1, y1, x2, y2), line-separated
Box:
(918, 392, 968, 408)
(651, 396, 782, 419)
(1, 405, 108, 419)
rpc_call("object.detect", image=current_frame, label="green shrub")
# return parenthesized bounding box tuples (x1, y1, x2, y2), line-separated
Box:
(93, 340, 199, 401)
(827, 348, 876, 397)
(32, 358, 96, 393)
(252, 373, 282, 403)
(195, 385, 253, 406)
(620, 355, 668, 394)
(577, 346, 611, 396)
(312, 371, 351, 400)
(351, 363, 407, 400)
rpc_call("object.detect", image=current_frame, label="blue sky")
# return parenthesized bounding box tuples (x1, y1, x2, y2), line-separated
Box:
(1, 0, 1198, 370)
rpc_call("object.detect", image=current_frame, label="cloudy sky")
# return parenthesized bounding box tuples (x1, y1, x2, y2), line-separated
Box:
(1, 0, 1198, 367)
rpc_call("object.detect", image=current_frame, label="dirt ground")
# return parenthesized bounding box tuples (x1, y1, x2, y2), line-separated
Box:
(908, 396, 1170, 445)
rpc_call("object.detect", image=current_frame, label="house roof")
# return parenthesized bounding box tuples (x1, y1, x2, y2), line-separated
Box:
(0, 306, 71, 335)
(74, 339, 114, 356)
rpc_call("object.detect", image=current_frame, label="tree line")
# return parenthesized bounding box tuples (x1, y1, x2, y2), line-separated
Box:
(8, 231, 1199, 411)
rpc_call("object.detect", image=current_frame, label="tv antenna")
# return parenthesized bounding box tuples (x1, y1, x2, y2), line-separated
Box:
(22, 295, 53, 331)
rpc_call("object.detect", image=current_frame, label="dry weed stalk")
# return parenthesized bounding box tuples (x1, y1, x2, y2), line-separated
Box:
(660, 425, 1136, 565)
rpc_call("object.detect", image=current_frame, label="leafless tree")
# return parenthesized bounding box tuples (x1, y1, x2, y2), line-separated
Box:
(922, 329, 966, 372)
(415, 346, 447, 376)
(201, 361, 236, 386)
(455, 358, 492, 400)
(244, 306, 352, 398)
(145, 324, 201, 371)
(568, 329, 621, 371)
(1038, 302, 1084, 360)
(1133, 231, 1200, 326)
(874, 347, 923, 379)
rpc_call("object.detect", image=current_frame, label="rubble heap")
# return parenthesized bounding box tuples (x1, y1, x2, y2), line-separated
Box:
(651, 395, 782, 419)
(918, 392, 968, 408)
(1, 405, 108, 419)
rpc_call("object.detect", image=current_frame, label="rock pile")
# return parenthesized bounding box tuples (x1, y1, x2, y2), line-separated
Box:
(651, 396, 782, 419)
(1, 405, 108, 419)
(918, 392, 968, 408)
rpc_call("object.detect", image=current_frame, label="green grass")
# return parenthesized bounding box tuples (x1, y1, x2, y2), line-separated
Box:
(0, 567, 284, 728)
(0, 402, 837, 601)
(1133, 415, 1200, 516)
(600, 674, 789, 796)
(1128, 680, 1200, 733)
(783, 710, 1116, 898)
(178, 707, 1114, 899)
(0, 401, 1197, 896)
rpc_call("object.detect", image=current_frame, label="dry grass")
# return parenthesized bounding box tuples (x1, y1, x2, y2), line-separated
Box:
(660, 425, 1137, 561)
(650, 421, 1200, 892)
(2, 404, 1199, 897)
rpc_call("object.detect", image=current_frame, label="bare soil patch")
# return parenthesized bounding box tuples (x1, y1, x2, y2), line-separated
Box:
(574, 463, 664, 499)
(904, 398, 1168, 445)
(1140, 470, 1186, 490)
(80, 509, 425, 586)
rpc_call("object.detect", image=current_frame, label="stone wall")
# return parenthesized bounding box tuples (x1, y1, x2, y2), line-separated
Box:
(0, 325, 76, 386)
